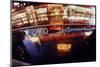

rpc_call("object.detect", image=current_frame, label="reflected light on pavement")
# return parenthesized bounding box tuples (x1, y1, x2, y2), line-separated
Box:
(57, 43, 71, 56)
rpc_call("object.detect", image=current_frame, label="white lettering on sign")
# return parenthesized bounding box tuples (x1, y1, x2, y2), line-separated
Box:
(36, 8, 47, 14)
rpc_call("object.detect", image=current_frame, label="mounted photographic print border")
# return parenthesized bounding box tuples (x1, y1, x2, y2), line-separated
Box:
(11, 0, 96, 66)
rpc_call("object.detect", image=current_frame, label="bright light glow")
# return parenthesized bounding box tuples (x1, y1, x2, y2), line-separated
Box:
(57, 43, 71, 52)
(14, 2, 19, 6)
(30, 36, 40, 43)
(68, 5, 77, 8)
(36, 8, 47, 14)
(23, 3, 26, 6)
(12, 9, 15, 12)
(20, 4, 23, 6)
(85, 31, 93, 36)
(69, 16, 90, 20)
(25, 36, 41, 45)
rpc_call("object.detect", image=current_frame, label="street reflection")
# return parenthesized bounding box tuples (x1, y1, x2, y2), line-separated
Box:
(57, 43, 71, 56)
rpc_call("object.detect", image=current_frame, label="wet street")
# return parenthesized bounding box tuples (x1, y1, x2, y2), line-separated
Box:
(31, 36, 95, 65)
(12, 31, 96, 66)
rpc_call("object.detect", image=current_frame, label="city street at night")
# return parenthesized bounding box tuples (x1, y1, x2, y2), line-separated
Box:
(12, 1, 96, 66)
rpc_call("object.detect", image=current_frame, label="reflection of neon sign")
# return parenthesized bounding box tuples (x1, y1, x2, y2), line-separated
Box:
(57, 43, 71, 56)
(61, 27, 95, 33)
(22, 26, 95, 36)
(23, 27, 48, 36)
